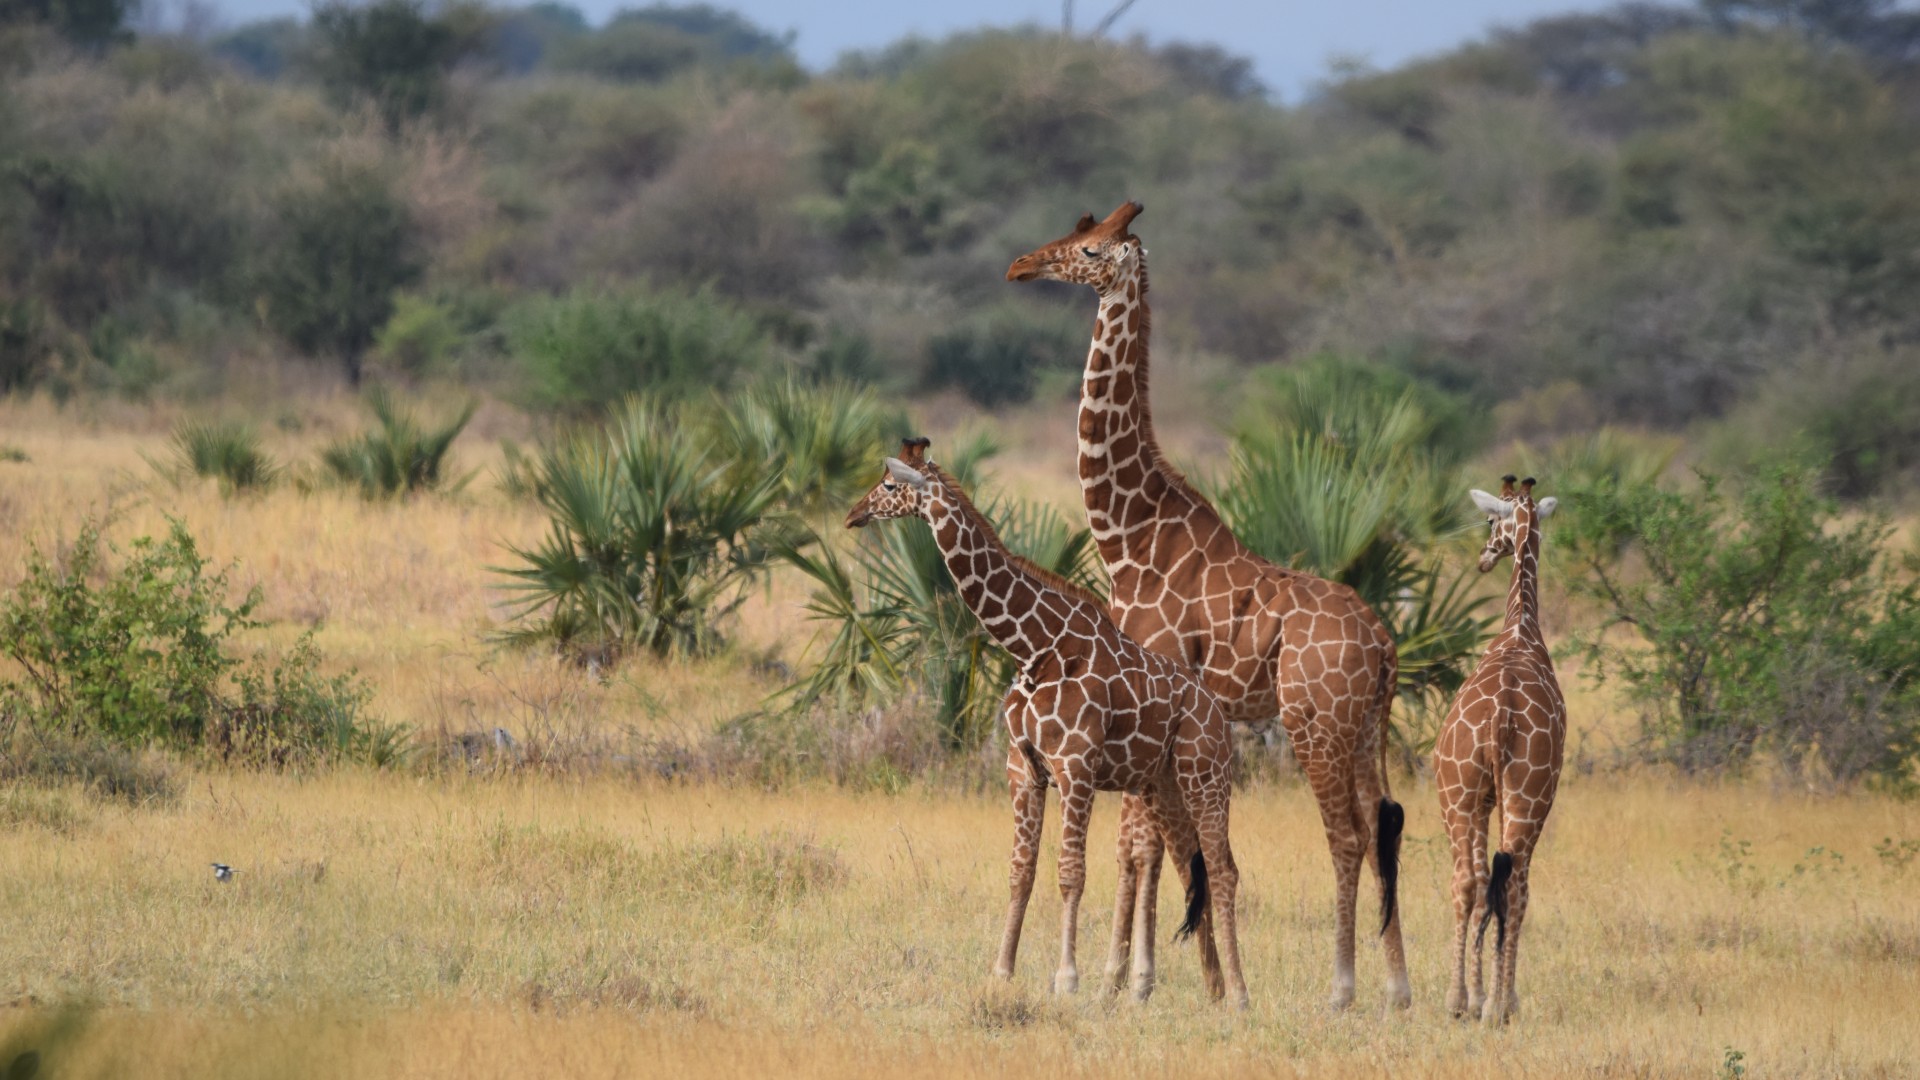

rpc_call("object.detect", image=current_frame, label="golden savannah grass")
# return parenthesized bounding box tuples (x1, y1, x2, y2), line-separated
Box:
(2, 398, 1917, 1078)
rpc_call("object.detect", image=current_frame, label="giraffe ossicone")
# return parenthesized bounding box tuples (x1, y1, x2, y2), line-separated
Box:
(1009, 203, 1411, 1012)
(844, 437, 1250, 1009)
(1435, 476, 1568, 1025)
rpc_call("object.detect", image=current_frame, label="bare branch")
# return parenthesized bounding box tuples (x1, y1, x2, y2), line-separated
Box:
(1092, 0, 1140, 37)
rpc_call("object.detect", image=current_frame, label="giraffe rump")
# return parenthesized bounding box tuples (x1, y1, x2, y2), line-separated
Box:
(1174, 850, 1209, 942)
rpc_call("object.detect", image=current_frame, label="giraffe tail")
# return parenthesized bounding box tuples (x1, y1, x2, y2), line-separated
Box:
(1377, 797, 1404, 936)
(1477, 851, 1514, 953)
(1173, 850, 1209, 942)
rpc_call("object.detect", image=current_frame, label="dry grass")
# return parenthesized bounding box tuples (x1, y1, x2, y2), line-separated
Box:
(2, 398, 1917, 1078)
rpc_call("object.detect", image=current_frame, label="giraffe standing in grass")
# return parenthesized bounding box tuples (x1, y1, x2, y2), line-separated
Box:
(1008, 203, 1409, 1011)
(1435, 476, 1565, 1024)
(845, 438, 1249, 1008)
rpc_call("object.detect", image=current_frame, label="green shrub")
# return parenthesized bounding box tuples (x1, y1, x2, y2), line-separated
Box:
(162, 419, 279, 492)
(1561, 464, 1920, 786)
(495, 395, 792, 661)
(260, 157, 420, 387)
(373, 292, 463, 378)
(320, 387, 476, 499)
(507, 286, 767, 412)
(0, 518, 383, 768)
(923, 303, 1082, 407)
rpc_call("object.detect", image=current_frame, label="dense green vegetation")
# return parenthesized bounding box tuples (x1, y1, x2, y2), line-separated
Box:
(0, 519, 391, 776)
(2, 0, 1916, 490)
(1560, 464, 1920, 787)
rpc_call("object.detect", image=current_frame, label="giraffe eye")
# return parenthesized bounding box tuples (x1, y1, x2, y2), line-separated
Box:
(1081, 246, 1099, 258)
(882, 482, 896, 492)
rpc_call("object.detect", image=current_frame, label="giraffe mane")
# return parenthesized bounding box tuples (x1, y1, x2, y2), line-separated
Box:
(922, 463, 1108, 612)
(1114, 259, 1228, 521)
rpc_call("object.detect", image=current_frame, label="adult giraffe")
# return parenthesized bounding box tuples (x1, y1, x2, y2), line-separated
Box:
(1436, 476, 1565, 1024)
(847, 438, 1249, 1008)
(1008, 202, 1410, 1011)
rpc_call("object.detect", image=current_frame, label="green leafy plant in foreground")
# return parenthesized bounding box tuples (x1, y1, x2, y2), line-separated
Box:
(0, 518, 386, 768)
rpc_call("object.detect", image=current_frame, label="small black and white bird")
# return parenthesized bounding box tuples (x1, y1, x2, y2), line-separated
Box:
(211, 862, 239, 883)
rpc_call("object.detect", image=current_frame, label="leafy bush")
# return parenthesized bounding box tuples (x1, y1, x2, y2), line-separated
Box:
(0, 729, 178, 805)
(260, 156, 420, 387)
(320, 386, 476, 499)
(373, 292, 463, 378)
(309, 0, 482, 129)
(1561, 464, 1920, 786)
(495, 395, 791, 661)
(161, 419, 279, 492)
(0, 518, 384, 767)
(1708, 346, 1920, 500)
(923, 303, 1082, 407)
(507, 286, 768, 412)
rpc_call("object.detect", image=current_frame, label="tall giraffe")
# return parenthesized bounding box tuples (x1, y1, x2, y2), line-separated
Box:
(1008, 202, 1410, 1011)
(846, 438, 1249, 1008)
(1435, 475, 1565, 1024)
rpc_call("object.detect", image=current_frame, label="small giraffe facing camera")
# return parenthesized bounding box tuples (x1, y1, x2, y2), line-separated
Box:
(845, 438, 1249, 1009)
(1435, 476, 1566, 1024)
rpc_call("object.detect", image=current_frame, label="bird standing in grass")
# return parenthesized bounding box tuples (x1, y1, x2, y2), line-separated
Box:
(211, 863, 239, 883)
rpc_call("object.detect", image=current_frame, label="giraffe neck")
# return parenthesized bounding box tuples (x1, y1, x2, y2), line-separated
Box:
(922, 471, 1069, 667)
(1504, 510, 1542, 638)
(1078, 260, 1179, 561)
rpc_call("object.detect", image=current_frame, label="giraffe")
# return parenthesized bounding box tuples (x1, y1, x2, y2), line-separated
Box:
(845, 437, 1249, 1008)
(1008, 202, 1410, 1011)
(1434, 475, 1565, 1024)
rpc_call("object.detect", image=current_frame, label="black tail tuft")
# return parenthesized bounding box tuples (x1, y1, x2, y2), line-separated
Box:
(1174, 850, 1209, 942)
(1377, 797, 1404, 937)
(1477, 851, 1514, 953)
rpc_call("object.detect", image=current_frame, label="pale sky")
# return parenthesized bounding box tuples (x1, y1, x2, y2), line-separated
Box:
(172, 1, 1707, 101)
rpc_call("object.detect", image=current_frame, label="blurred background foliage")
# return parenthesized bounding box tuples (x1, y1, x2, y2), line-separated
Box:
(0, 0, 1912, 502)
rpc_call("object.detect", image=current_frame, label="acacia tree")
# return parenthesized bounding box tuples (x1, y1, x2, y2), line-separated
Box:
(260, 160, 418, 386)
(310, 0, 490, 131)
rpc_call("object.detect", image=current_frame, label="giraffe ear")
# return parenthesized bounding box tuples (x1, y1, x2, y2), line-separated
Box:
(884, 457, 929, 490)
(1535, 496, 1559, 521)
(1468, 489, 1510, 517)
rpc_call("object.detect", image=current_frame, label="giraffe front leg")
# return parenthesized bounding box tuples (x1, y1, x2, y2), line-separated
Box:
(995, 750, 1047, 981)
(1104, 794, 1144, 997)
(1052, 775, 1096, 995)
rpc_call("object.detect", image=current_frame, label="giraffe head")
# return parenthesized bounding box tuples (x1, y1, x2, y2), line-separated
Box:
(1005, 201, 1146, 295)
(1468, 475, 1558, 573)
(844, 437, 935, 529)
